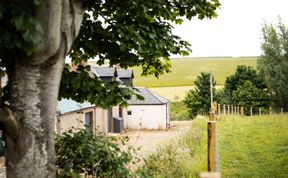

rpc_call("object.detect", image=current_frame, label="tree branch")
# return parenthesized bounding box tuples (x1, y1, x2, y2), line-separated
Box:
(0, 106, 20, 139)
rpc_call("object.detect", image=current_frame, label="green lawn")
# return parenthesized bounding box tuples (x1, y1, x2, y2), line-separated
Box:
(133, 57, 258, 87)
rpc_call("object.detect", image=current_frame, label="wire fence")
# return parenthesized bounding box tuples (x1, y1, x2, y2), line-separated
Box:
(216, 104, 286, 117)
(204, 103, 286, 178)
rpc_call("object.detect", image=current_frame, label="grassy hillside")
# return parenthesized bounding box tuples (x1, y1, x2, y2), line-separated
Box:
(133, 57, 258, 87)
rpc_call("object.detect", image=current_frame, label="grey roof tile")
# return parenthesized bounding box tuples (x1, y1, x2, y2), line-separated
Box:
(128, 88, 169, 105)
(90, 66, 118, 77)
(117, 68, 134, 78)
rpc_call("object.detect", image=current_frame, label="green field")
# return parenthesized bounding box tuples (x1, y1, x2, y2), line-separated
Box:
(134, 57, 258, 87)
(138, 114, 288, 177)
(218, 115, 288, 177)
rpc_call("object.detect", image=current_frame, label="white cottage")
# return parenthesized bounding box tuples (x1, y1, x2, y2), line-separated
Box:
(124, 88, 170, 130)
(56, 66, 170, 134)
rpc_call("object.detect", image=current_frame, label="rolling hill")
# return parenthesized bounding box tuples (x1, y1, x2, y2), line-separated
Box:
(133, 57, 258, 87)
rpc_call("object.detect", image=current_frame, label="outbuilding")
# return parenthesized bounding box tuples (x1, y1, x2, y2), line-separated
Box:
(56, 99, 117, 135)
(124, 88, 170, 130)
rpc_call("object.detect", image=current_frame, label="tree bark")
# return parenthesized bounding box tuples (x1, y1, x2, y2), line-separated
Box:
(0, 0, 84, 177)
(5, 47, 66, 178)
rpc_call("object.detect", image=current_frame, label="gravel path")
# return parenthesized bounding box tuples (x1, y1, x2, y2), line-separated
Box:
(120, 121, 193, 169)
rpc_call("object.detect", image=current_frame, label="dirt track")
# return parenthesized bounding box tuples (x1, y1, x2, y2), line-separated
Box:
(120, 120, 193, 169)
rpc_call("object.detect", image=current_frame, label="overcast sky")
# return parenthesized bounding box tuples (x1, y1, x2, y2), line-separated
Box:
(173, 0, 288, 57)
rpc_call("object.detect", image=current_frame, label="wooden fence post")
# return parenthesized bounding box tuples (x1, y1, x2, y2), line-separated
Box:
(218, 104, 221, 116)
(223, 105, 226, 115)
(213, 101, 218, 114)
(259, 108, 262, 115)
(281, 107, 283, 115)
(200, 172, 221, 178)
(208, 121, 216, 172)
(241, 106, 244, 116)
(228, 105, 230, 115)
(269, 106, 272, 115)
(210, 110, 215, 121)
(250, 107, 253, 116)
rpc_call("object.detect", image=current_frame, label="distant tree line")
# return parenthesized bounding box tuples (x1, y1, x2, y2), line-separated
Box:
(184, 18, 288, 119)
(184, 65, 269, 118)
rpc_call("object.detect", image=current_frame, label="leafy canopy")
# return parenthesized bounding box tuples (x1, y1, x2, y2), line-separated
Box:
(60, 0, 220, 107)
(258, 19, 288, 110)
(0, 1, 42, 56)
(232, 80, 269, 112)
(0, 0, 221, 108)
(221, 65, 267, 105)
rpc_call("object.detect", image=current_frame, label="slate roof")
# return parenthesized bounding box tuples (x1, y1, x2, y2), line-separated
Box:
(58, 99, 94, 114)
(90, 66, 118, 77)
(117, 68, 134, 78)
(127, 88, 169, 105)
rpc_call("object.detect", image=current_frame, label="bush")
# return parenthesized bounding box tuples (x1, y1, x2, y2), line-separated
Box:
(232, 80, 269, 114)
(170, 102, 190, 120)
(55, 128, 133, 177)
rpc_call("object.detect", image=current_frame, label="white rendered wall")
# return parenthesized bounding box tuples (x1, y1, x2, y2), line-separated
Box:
(95, 108, 108, 134)
(124, 104, 168, 130)
(58, 108, 95, 134)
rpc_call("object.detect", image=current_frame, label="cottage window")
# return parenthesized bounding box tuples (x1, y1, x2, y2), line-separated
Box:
(127, 110, 132, 115)
(85, 112, 93, 133)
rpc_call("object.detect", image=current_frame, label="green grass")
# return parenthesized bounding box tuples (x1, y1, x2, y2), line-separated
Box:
(133, 57, 258, 87)
(218, 115, 288, 178)
(137, 114, 288, 177)
(170, 102, 190, 121)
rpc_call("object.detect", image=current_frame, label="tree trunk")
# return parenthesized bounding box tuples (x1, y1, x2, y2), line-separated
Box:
(0, 0, 85, 177)
(5, 48, 66, 177)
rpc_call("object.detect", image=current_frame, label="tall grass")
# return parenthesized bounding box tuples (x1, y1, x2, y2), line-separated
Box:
(136, 117, 208, 177)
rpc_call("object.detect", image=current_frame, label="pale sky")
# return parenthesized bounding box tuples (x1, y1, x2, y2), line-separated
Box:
(173, 0, 288, 57)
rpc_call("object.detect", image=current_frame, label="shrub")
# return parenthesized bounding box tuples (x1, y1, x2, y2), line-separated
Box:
(170, 101, 190, 120)
(232, 80, 269, 114)
(55, 128, 133, 177)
